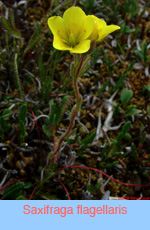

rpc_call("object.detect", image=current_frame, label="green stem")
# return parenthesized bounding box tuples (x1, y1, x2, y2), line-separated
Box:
(76, 56, 84, 79)
(73, 75, 79, 103)
(53, 55, 83, 163)
(53, 107, 78, 163)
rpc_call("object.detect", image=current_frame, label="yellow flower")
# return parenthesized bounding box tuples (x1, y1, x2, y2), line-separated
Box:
(48, 7, 94, 53)
(48, 7, 120, 53)
(88, 15, 120, 42)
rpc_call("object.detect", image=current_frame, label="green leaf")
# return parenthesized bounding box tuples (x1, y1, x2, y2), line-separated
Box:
(126, 61, 135, 72)
(1, 15, 22, 39)
(49, 100, 56, 126)
(121, 23, 135, 34)
(18, 104, 27, 123)
(55, 104, 63, 125)
(117, 121, 131, 143)
(134, 50, 144, 61)
(19, 120, 26, 136)
(124, 133, 132, 140)
(113, 73, 126, 91)
(125, 105, 140, 117)
(105, 161, 119, 168)
(24, 182, 33, 189)
(120, 88, 133, 104)
(3, 182, 24, 199)
(2, 109, 12, 120)
(110, 138, 118, 144)
(78, 130, 96, 153)
(120, 121, 131, 133)
(94, 182, 101, 191)
(0, 117, 11, 138)
(14, 53, 24, 99)
(42, 125, 51, 138)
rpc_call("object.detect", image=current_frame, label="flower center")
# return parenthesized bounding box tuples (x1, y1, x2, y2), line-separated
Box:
(68, 31, 77, 46)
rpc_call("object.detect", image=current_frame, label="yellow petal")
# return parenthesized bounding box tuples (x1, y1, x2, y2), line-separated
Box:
(71, 40, 91, 53)
(63, 7, 86, 29)
(87, 15, 99, 41)
(97, 25, 120, 41)
(78, 15, 95, 40)
(48, 16, 66, 40)
(53, 36, 72, 51)
(95, 18, 120, 41)
(63, 7, 90, 45)
(97, 18, 107, 30)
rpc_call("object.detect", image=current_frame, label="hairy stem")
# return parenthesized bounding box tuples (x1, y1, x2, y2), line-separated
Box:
(53, 55, 84, 163)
